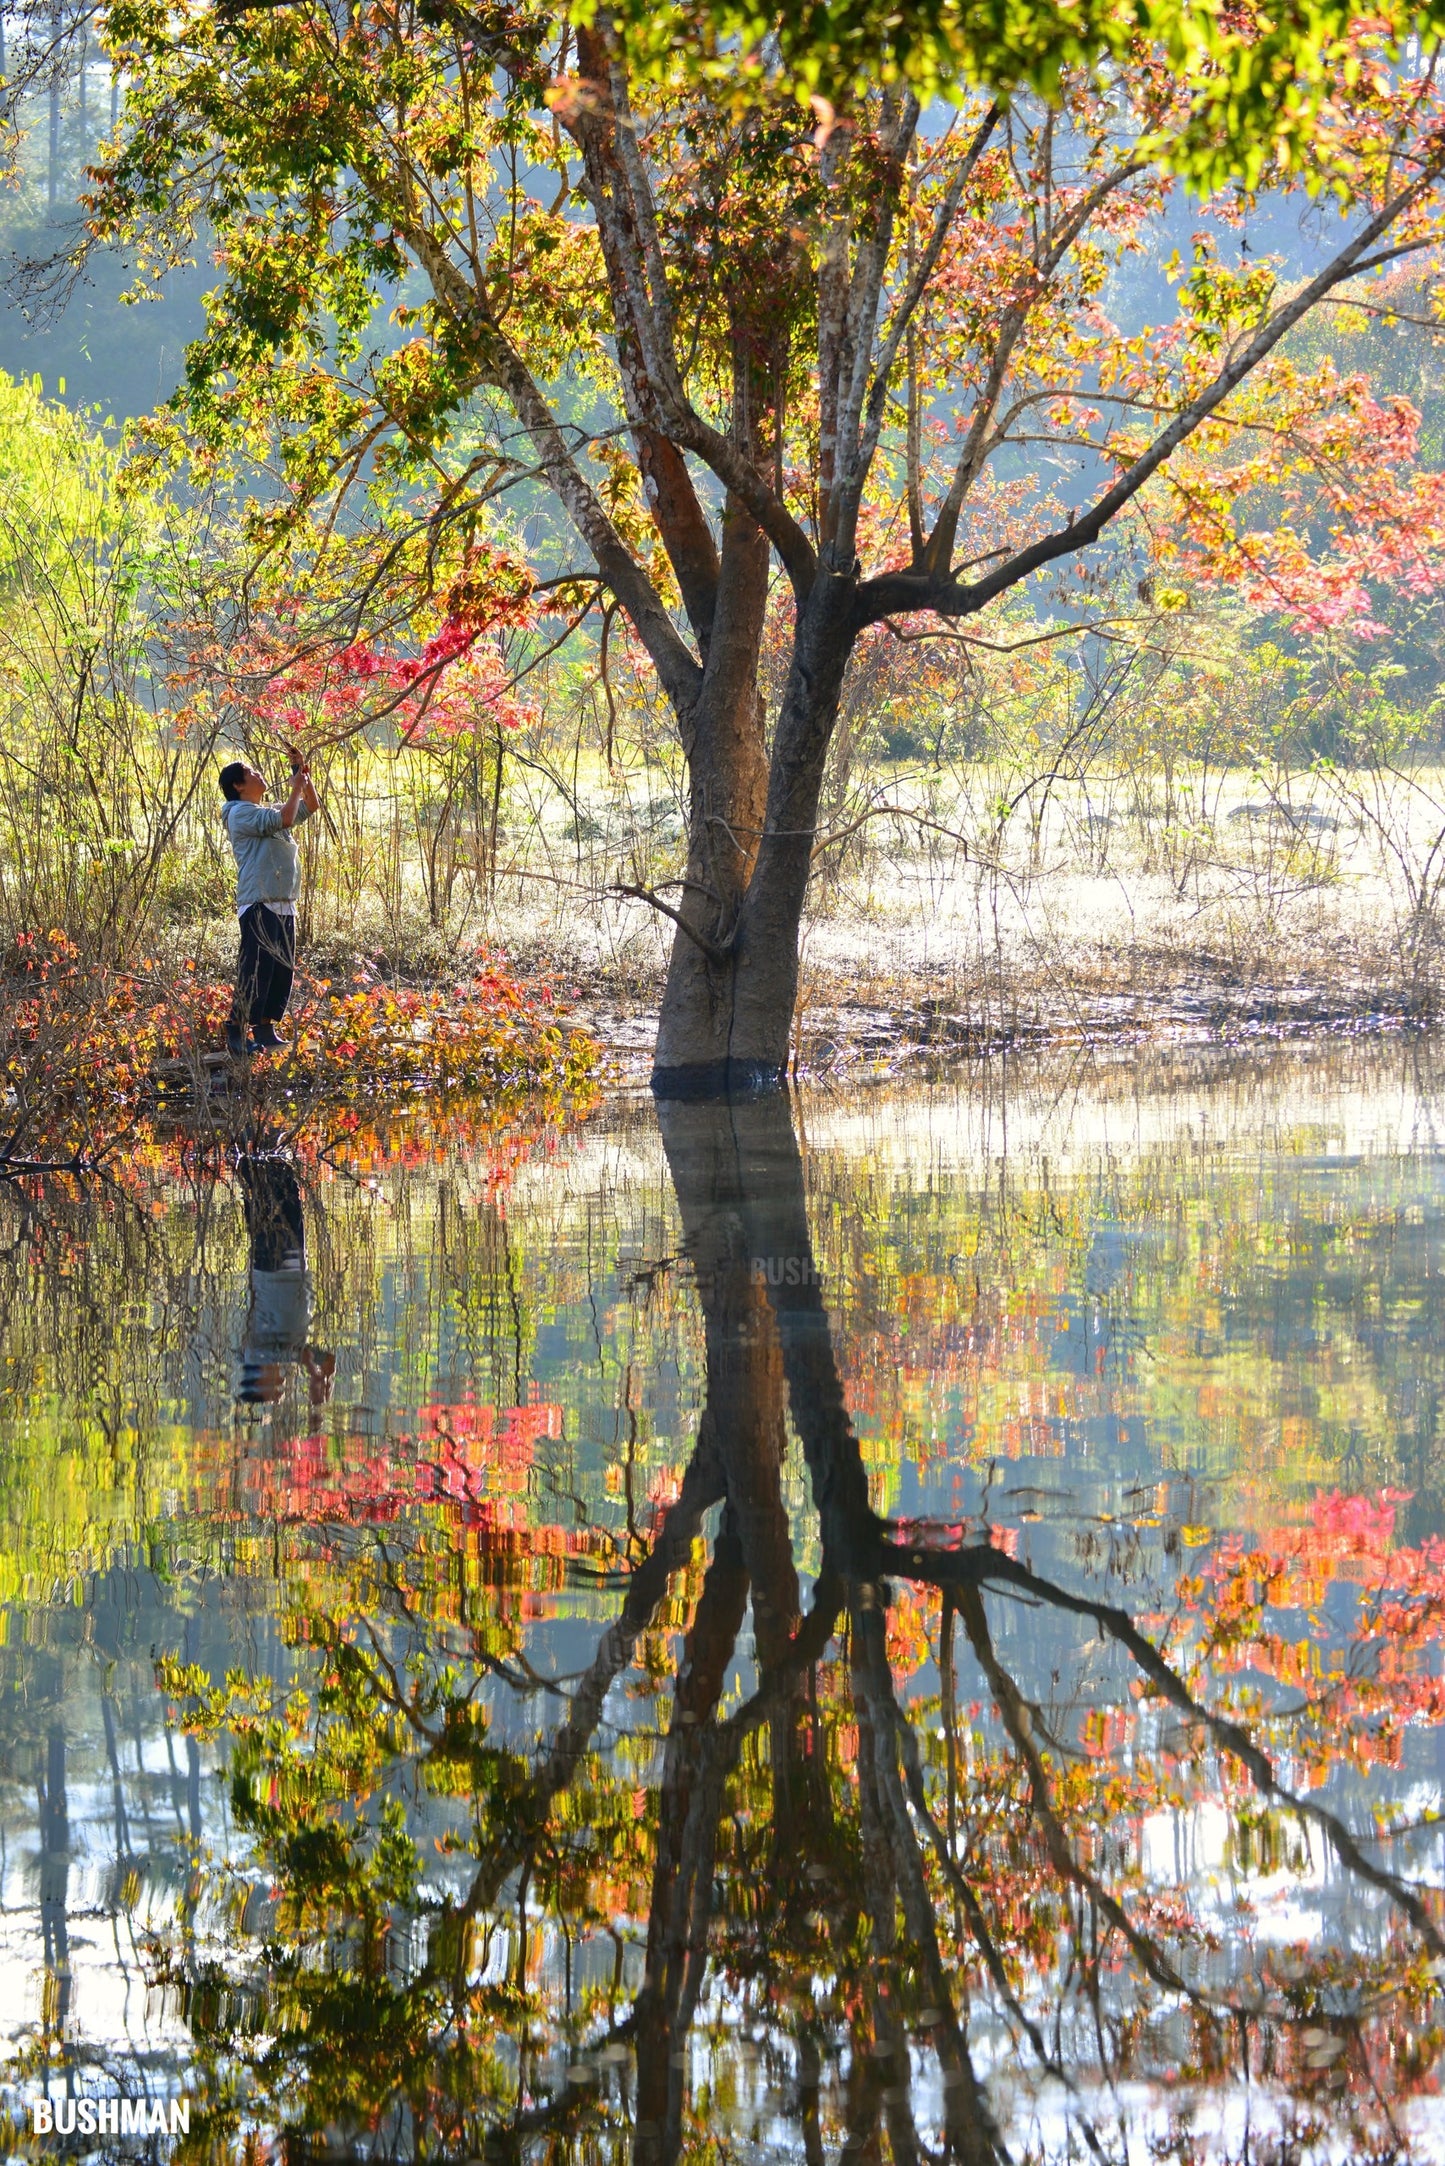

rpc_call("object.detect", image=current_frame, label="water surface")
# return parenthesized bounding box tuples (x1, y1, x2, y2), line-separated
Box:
(3, 1039, 1445, 2162)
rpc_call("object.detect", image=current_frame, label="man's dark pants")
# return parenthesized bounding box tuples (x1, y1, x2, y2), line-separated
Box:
(229, 904, 296, 1039)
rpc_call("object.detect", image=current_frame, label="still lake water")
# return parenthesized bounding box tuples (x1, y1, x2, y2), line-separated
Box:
(3, 1039, 1445, 2162)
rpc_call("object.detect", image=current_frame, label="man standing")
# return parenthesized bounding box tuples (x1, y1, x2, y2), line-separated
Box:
(218, 754, 320, 1057)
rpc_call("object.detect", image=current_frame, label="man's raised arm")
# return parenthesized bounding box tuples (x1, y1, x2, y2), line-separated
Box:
(281, 761, 319, 829)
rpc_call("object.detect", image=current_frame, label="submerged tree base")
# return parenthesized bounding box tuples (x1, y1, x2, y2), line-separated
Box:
(651, 1056, 790, 1099)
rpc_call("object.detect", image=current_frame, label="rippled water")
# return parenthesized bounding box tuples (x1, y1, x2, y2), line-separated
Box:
(3, 1038, 1445, 2163)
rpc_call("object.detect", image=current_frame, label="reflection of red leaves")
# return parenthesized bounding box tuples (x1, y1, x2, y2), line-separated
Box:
(1312, 1486, 1411, 1551)
(1081, 1706, 1131, 1758)
(1190, 1488, 1445, 1768)
(238, 1400, 566, 1531)
(885, 1583, 935, 1679)
(641, 1466, 682, 1528)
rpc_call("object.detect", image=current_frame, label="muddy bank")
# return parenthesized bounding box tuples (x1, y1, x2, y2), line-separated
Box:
(560, 949, 1428, 1082)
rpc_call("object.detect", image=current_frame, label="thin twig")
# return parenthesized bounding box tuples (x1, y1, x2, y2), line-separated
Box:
(611, 881, 731, 963)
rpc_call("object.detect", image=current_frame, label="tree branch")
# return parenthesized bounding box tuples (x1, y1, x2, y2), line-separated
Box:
(856, 103, 1002, 484)
(831, 88, 923, 531)
(402, 216, 705, 715)
(858, 145, 1445, 629)
(562, 49, 721, 644)
(883, 1538, 1445, 1960)
(613, 881, 733, 963)
(919, 157, 1147, 580)
(565, 33, 816, 601)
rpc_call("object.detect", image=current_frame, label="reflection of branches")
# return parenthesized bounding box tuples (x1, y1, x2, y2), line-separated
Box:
(893, 1707, 1075, 2090)
(837, 2015, 886, 2166)
(852, 1597, 1007, 2166)
(636, 1512, 749, 2166)
(454, 2069, 616, 2160)
(898, 1549, 1445, 1964)
(365, 1532, 577, 1701)
(440, 1434, 726, 1949)
(797, 2031, 826, 2166)
(118, 1073, 1445, 2166)
(955, 1582, 1195, 2005)
(639, 1086, 1445, 2164)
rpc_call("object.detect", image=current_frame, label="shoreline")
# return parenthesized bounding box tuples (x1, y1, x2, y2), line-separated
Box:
(566, 964, 1434, 1087)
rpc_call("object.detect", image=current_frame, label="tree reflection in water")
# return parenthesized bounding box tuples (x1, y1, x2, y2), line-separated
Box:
(133, 1092, 1445, 2163)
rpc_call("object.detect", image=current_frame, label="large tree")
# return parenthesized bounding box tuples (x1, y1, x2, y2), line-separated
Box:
(24, 0, 1445, 1088)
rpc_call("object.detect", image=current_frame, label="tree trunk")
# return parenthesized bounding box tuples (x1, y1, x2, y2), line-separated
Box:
(652, 501, 770, 1085)
(653, 570, 857, 1095)
(633, 1515, 748, 2166)
(651, 1090, 1005, 2158)
(47, 5, 61, 217)
(39, 1722, 72, 2028)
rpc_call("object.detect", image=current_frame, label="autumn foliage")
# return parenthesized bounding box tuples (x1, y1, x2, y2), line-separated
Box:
(220, 540, 541, 763)
(0, 929, 595, 1166)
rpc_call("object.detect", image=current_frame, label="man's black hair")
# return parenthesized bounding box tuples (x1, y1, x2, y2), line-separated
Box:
(219, 760, 246, 802)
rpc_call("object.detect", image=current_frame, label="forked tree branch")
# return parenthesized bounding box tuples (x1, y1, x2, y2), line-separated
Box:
(855, 101, 1003, 484)
(567, 31, 818, 600)
(857, 146, 1445, 627)
(402, 216, 705, 715)
(613, 880, 734, 963)
(562, 43, 722, 642)
(919, 156, 1149, 579)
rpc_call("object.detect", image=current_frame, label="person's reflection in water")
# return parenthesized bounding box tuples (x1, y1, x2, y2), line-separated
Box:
(235, 1151, 335, 1411)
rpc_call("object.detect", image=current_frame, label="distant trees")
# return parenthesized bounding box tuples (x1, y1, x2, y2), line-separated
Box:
(0, 4, 119, 214)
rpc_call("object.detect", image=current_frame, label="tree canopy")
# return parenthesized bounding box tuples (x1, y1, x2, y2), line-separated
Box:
(612, 0, 1445, 190)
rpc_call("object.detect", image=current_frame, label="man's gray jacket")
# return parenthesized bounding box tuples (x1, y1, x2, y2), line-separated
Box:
(224, 798, 313, 913)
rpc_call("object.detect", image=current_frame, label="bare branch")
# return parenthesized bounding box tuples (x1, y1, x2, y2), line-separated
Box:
(857, 104, 1002, 476)
(613, 881, 733, 963)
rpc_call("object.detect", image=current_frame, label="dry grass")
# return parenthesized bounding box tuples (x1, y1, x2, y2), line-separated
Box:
(455, 757, 1445, 1070)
